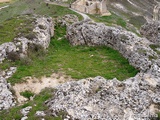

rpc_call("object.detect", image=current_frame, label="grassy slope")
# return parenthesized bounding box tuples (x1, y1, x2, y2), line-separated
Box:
(0, 25, 139, 85)
(0, 0, 82, 23)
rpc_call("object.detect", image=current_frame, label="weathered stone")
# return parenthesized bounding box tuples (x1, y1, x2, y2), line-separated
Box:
(20, 106, 32, 116)
(35, 111, 46, 117)
(140, 21, 160, 43)
(21, 116, 28, 120)
(0, 16, 54, 63)
(0, 67, 16, 110)
(55, 14, 79, 27)
(47, 74, 160, 120)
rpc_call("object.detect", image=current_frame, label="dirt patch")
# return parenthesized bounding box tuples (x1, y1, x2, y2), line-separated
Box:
(0, 0, 10, 3)
(12, 72, 74, 103)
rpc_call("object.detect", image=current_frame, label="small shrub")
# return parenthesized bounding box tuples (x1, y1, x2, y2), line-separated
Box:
(25, 33, 36, 40)
(7, 51, 20, 61)
(20, 90, 34, 99)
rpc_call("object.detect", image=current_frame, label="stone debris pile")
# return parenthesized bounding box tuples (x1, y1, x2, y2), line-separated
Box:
(0, 67, 16, 110)
(47, 74, 160, 120)
(140, 21, 160, 43)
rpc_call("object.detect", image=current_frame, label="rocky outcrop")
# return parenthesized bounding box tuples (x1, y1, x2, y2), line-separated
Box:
(0, 67, 16, 110)
(0, 16, 54, 63)
(55, 14, 79, 26)
(47, 74, 160, 120)
(67, 20, 160, 76)
(140, 21, 160, 43)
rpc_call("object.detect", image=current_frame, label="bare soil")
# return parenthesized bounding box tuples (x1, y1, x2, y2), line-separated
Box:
(12, 72, 73, 103)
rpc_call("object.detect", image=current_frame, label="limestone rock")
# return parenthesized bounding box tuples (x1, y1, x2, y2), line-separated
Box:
(140, 21, 160, 43)
(20, 106, 32, 116)
(0, 67, 16, 110)
(0, 16, 54, 63)
(56, 14, 79, 26)
(35, 111, 46, 117)
(46, 74, 160, 120)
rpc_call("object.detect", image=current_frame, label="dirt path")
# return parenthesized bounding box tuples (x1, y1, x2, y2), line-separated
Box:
(45, 0, 91, 20)
(13, 72, 74, 103)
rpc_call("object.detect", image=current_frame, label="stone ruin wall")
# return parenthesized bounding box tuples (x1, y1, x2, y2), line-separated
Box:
(71, 0, 108, 15)
(46, 20, 160, 120)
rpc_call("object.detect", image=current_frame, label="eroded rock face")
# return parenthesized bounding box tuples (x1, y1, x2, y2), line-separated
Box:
(140, 21, 160, 43)
(0, 16, 54, 63)
(0, 67, 16, 110)
(47, 75, 160, 120)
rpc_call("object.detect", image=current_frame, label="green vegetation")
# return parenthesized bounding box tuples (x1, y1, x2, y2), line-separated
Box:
(89, 13, 126, 28)
(149, 44, 160, 55)
(0, 16, 34, 44)
(0, 25, 138, 85)
(0, 0, 82, 23)
(129, 16, 146, 29)
(0, 88, 62, 120)
(20, 90, 34, 99)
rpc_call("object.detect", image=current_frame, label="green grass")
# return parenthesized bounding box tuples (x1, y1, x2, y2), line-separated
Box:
(0, 16, 34, 44)
(20, 90, 34, 99)
(1, 25, 139, 85)
(89, 13, 126, 28)
(0, 88, 62, 120)
(0, 0, 82, 23)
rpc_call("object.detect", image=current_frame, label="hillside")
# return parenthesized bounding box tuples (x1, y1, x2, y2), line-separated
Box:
(0, 0, 160, 120)
(107, 0, 160, 28)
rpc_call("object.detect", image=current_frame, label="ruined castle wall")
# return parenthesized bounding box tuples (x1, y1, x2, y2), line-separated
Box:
(87, 3, 97, 14)
(100, 0, 107, 14)
(71, 2, 87, 13)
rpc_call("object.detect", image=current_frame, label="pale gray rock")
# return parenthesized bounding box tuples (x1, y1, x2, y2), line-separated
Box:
(140, 21, 160, 43)
(20, 106, 32, 116)
(56, 14, 79, 26)
(21, 116, 28, 120)
(0, 67, 16, 110)
(47, 74, 160, 120)
(35, 111, 46, 117)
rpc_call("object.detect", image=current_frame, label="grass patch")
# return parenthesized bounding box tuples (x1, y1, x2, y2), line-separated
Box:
(0, 88, 61, 120)
(149, 44, 160, 55)
(20, 90, 34, 99)
(129, 16, 146, 29)
(1, 25, 139, 85)
(89, 13, 126, 28)
(0, 16, 34, 44)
